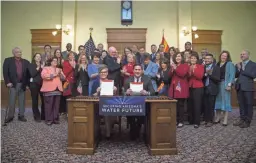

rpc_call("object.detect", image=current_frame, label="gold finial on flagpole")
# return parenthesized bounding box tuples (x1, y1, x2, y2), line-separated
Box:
(89, 27, 93, 36)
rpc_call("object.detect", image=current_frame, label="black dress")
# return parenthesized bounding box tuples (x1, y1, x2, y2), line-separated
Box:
(74, 64, 90, 96)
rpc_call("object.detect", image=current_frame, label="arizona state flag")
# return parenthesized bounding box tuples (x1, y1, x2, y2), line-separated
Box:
(161, 34, 170, 53)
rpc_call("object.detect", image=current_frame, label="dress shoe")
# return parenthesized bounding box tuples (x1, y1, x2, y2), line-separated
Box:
(233, 119, 244, 126)
(53, 121, 60, 124)
(205, 122, 213, 127)
(5, 117, 14, 123)
(45, 121, 53, 126)
(18, 116, 27, 122)
(222, 123, 228, 126)
(213, 120, 220, 124)
(194, 125, 199, 128)
(177, 123, 184, 128)
(239, 121, 250, 128)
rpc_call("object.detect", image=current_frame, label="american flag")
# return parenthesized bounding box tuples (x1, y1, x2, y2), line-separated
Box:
(84, 34, 96, 58)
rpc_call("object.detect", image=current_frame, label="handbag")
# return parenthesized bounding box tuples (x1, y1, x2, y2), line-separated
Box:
(62, 70, 73, 96)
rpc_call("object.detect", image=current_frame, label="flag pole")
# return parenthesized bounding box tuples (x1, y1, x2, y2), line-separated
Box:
(162, 28, 165, 37)
(89, 27, 93, 36)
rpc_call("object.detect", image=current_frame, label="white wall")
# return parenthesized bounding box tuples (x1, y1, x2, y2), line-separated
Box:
(192, 1, 256, 63)
(2, 1, 256, 79)
(75, 1, 178, 53)
(1, 1, 62, 75)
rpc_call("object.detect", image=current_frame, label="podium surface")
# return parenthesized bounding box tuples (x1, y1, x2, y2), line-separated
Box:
(67, 96, 177, 155)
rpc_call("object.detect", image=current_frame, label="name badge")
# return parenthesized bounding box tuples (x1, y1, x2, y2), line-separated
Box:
(30, 78, 33, 82)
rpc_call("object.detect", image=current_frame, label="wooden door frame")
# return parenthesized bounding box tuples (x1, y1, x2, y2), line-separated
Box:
(106, 28, 147, 48)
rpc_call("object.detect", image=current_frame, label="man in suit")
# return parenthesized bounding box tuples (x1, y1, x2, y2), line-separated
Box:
(97, 43, 104, 53)
(181, 42, 198, 57)
(132, 44, 142, 64)
(76, 45, 86, 62)
(142, 53, 159, 92)
(61, 43, 77, 60)
(158, 44, 170, 60)
(124, 64, 155, 140)
(233, 50, 256, 128)
(41, 44, 52, 66)
(3, 47, 30, 123)
(203, 54, 221, 127)
(150, 44, 157, 62)
(104, 46, 121, 93)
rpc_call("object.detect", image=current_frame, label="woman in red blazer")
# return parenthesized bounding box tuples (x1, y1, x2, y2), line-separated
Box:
(168, 52, 189, 128)
(63, 52, 76, 97)
(188, 53, 205, 128)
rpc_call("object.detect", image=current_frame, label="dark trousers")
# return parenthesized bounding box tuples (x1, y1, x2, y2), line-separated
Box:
(44, 95, 60, 122)
(204, 88, 216, 123)
(82, 85, 89, 96)
(237, 90, 254, 123)
(128, 116, 144, 139)
(59, 96, 67, 114)
(188, 88, 204, 125)
(30, 83, 45, 120)
(176, 98, 186, 123)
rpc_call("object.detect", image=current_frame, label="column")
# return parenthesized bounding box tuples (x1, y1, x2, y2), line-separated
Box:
(61, 1, 77, 51)
(177, 1, 192, 51)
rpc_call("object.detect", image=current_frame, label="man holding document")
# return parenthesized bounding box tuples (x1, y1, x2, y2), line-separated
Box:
(124, 64, 155, 140)
(91, 65, 117, 139)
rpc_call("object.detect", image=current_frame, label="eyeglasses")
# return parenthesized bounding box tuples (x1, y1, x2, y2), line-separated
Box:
(100, 71, 108, 74)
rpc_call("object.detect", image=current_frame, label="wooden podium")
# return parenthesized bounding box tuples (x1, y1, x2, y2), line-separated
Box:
(67, 96, 177, 155)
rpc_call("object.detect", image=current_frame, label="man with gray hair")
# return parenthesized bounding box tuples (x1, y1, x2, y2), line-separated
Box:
(233, 50, 256, 128)
(3, 47, 30, 123)
(104, 46, 121, 93)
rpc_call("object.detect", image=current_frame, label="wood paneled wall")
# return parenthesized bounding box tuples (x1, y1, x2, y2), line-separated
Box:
(106, 28, 147, 55)
(192, 30, 222, 58)
(31, 29, 62, 44)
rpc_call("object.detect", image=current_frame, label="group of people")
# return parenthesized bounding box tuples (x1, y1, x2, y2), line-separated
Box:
(3, 41, 255, 140)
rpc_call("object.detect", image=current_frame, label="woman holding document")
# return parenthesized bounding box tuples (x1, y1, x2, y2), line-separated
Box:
(91, 65, 117, 140)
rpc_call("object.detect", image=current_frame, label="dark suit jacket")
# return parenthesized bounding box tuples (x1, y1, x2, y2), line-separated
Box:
(74, 64, 90, 87)
(124, 75, 155, 96)
(203, 63, 221, 96)
(3, 57, 30, 90)
(91, 79, 100, 96)
(235, 60, 256, 91)
(28, 63, 42, 86)
(104, 55, 121, 86)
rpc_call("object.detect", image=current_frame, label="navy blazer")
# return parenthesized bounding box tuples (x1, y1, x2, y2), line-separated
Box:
(203, 63, 221, 96)
(235, 60, 256, 91)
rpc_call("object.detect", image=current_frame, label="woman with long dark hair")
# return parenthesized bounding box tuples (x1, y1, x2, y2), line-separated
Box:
(53, 49, 64, 69)
(188, 53, 205, 128)
(28, 53, 44, 122)
(214, 50, 235, 126)
(157, 59, 171, 96)
(168, 52, 189, 128)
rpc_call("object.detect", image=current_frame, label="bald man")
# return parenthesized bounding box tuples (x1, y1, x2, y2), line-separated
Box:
(3, 47, 30, 123)
(234, 50, 256, 128)
(104, 46, 121, 93)
(62, 43, 77, 60)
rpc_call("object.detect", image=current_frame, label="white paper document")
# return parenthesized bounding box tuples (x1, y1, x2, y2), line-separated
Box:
(130, 82, 143, 93)
(100, 80, 114, 96)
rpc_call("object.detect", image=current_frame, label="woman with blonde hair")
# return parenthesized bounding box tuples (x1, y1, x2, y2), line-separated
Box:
(74, 54, 90, 96)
